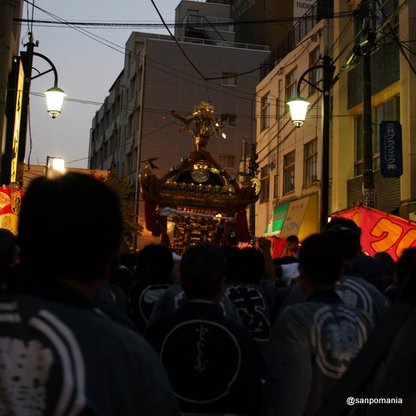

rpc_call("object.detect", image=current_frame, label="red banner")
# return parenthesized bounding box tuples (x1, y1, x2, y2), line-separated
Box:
(332, 205, 416, 261)
(0, 185, 23, 234)
(0, 187, 11, 215)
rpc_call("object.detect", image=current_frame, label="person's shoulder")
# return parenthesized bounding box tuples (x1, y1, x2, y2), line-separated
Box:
(339, 274, 376, 290)
(276, 301, 313, 325)
(338, 274, 388, 302)
(11, 292, 148, 348)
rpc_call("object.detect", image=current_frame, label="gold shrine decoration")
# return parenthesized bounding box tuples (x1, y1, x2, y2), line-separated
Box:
(171, 101, 226, 151)
(159, 206, 235, 221)
(140, 101, 261, 250)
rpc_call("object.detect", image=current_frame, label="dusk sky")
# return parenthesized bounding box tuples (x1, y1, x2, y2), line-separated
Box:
(20, 0, 177, 168)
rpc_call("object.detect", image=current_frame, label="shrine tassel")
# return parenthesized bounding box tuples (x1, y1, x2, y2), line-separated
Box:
(235, 209, 250, 242)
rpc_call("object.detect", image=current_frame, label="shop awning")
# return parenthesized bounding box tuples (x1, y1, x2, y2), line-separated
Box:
(280, 194, 318, 240)
(264, 201, 290, 236)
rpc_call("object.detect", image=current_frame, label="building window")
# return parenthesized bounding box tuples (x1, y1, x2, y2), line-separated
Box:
(222, 72, 237, 86)
(218, 154, 235, 168)
(129, 75, 136, 101)
(128, 114, 134, 137)
(285, 68, 297, 110)
(354, 115, 364, 176)
(273, 173, 278, 198)
(375, 0, 399, 38)
(283, 151, 295, 194)
(304, 139, 318, 187)
(98, 148, 104, 165)
(132, 149, 137, 173)
(260, 93, 271, 131)
(260, 166, 270, 203)
(275, 98, 279, 120)
(354, 95, 400, 176)
(308, 47, 320, 96)
(127, 152, 133, 173)
(221, 113, 237, 127)
(104, 141, 109, 159)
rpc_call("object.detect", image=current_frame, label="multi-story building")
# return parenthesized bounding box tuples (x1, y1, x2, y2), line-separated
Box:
(333, 0, 416, 219)
(255, 3, 326, 240)
(255, 0, 416, 240)
(211, 0, 319, 51)
(89, 0, 270, 247)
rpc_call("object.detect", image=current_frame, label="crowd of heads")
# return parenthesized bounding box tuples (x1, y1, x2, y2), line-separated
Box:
(0, 171, 415, 307)
(2, 171, 416, 415)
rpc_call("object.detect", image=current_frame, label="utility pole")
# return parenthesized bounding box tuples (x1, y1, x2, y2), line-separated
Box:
(288, 55, 336, 231)
(360, 0, 376, 206)
(248, 142, 258, 236)
(16, 35, 35, 183)
(320, 55, 335, 230)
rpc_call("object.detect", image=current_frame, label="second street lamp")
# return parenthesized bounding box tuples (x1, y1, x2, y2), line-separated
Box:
(287, 55, 336, 231)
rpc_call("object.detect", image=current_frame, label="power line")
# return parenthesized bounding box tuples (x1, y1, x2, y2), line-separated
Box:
(374, 0, 416, 75)
(149, 0, 207, 82)
(23, 0, 268, 102)
(15, 12, 354, 29)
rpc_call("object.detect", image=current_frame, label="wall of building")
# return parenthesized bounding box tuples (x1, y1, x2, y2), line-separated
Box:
(231, 0, 294, 50)
(399, 0, 416, 217)
(175, 0, 234, 42)
(255, 21, 327, 237)
(0, 0, 23, 184)
(89, 25, 269, 248)
(333, 0, 415, 219)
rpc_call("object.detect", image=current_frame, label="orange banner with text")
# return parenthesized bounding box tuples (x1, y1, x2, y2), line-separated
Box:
(333, 205, 416, 261)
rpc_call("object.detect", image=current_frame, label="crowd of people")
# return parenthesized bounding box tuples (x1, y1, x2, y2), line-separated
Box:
(0, 172, 415, 415)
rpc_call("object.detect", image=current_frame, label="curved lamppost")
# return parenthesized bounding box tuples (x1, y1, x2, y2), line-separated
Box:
(15, 33, 66, 183)
(30, 51, 66, 119)
(287, 55, 336, 231)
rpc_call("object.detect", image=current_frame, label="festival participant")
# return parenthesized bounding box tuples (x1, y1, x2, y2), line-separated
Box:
(283, 218, 389, 321)
(0, 228, 17, 291)
(0, 173, 179, 416)
(286, 234, 299, 257)
(280, 234, 299, 258)
(319, 248, 416, 416)
(128, 243, 175, 333)
(146, 243, 264, 415)
(263, 233, 373, 416)
(223, 239, 277, 350)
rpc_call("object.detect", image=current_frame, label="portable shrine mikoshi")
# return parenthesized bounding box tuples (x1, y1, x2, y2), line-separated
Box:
(140, 102, 260, 253)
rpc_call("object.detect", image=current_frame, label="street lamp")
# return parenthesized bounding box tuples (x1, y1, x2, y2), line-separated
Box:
(15, 33, 65, 184)
(287, 97, 310, 127)
(29, 51, 66, 119)
(46, 156, 65, 178)
(287, 55, 336, 231)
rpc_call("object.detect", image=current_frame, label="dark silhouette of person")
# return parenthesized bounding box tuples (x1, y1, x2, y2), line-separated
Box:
(283, 218, 389, 322)
(128, 243, 175, 333)
(223, 245, 276, 350)
(146, 242, 264, 415)
(263, 233, 373, 416)
(0, 228, 17, 291)
(0, 173, 179, 416)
